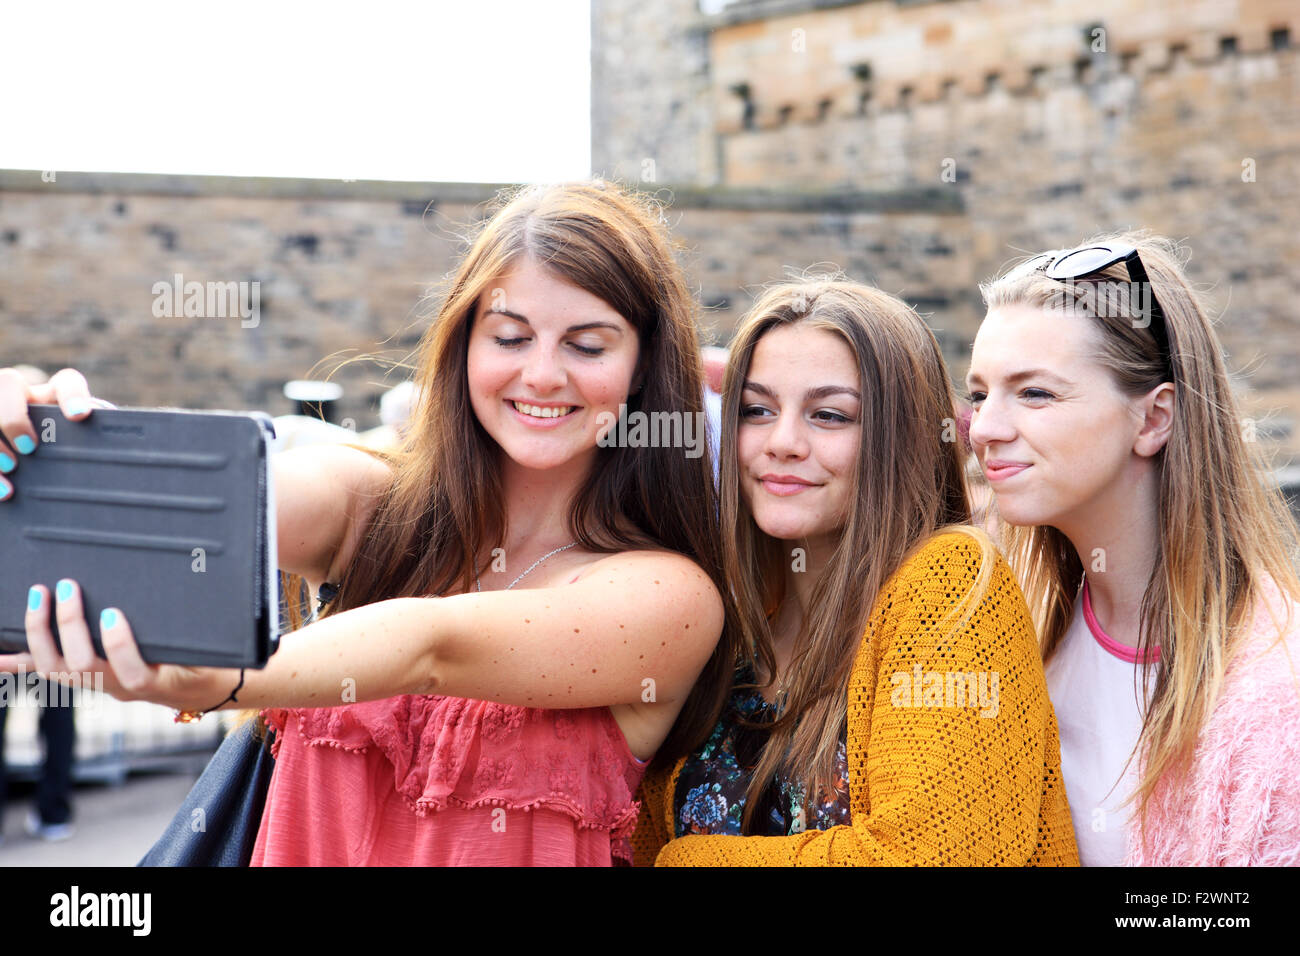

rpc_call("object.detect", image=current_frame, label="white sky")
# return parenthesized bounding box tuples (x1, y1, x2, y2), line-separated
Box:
(0, 0, 591, 183)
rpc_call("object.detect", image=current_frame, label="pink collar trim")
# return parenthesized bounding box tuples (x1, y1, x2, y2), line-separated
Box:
(1081, 579, 1161, 664)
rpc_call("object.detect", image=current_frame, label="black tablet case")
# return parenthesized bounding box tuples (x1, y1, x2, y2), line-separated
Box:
(0, 405, 279, 668)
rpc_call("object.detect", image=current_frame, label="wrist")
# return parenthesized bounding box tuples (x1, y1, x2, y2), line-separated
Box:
(172, 667, 246, 722)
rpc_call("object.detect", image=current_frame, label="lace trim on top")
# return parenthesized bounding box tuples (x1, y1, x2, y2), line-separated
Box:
(263, 696, 646, 845)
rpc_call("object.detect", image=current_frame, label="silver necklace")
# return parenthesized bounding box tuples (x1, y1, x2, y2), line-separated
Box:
(476, 541, 579, 592)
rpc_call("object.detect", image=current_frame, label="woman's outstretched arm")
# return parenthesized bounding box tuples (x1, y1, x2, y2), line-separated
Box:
(10, 550, 723, 718)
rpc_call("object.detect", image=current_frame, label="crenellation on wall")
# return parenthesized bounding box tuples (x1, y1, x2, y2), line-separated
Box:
(712, 32, 1298, 132)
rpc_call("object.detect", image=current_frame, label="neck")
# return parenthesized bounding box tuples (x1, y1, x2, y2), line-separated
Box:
(1055, 459, 1162, 649)
(776, 531, 836, 644)
(497, 451, 593, 554)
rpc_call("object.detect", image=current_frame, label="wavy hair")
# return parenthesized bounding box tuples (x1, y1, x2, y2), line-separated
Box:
(719, 275, 995, 830)
(278, 181, 739, 764)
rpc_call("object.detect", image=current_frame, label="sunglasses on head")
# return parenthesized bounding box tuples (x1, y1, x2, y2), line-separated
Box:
(1009, 243, 1172, 378)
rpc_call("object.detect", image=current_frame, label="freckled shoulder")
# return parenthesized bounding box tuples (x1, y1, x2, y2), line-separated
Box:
(566, 548, 720, 590)
(563, 550, 725, 661)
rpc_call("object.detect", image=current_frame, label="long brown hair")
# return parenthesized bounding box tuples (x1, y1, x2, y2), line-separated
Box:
(720, 276, 994, 830)
(979, 230, 1300, 828)
(279, 181, 738, 763)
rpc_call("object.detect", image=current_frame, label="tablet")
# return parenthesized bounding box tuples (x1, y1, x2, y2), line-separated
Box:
(0, 404, 280, 668)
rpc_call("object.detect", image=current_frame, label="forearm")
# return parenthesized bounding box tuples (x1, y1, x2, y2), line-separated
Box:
(179, 550, 720, 715)
(656, 783, 1027, 867)
(657, 831, 820, 866)
(203, 597, 447, 713)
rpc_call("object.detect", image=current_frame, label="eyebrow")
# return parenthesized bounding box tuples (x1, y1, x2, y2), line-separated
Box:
(965, 368, 1071, 387)
(742, 381, 861, 402)
(482, 308, 624, 335)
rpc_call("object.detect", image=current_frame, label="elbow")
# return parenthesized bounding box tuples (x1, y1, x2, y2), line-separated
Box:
(412, 654, 442, 696)
(410, 595, 458, 696)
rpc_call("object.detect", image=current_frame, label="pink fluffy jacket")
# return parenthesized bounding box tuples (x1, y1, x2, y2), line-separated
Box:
(1125, 580, 1300, 866)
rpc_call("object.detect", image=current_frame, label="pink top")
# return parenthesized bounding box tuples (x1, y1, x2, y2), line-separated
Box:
(250, 696, 649, 866)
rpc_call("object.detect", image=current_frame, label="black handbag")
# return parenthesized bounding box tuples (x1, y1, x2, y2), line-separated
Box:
(138, 581, 330, 866)
(137, 718, 276, 867)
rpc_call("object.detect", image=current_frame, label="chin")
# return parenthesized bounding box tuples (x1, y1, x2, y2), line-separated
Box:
(990, 495, 1054, 530)
(506, 444, 589, 472)
(751, 509, 826, 543)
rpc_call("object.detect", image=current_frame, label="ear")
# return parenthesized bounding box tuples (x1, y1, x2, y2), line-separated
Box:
(1133, 382, 1174, 457)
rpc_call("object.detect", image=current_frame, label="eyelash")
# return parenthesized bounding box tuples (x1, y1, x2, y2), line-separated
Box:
(493, 337, 604, 357)
(812, 410, 851, 424)
(967, 388, 1056, 406)
(740, 405, 854, 424)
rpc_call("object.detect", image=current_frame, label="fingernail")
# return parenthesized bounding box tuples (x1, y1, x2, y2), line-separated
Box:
(101, 608, 118, 629)
(56, 580, 73, 602)
(14, 435, 36, 455)
(0, 482, 10, 501)
(28, 587, 41, 611)
(0, 452, 13, 473)
(66, 401, 89, 417)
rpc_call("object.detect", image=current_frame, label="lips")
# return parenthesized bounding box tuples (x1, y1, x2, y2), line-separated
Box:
(758, 474, 820, 497)
(983, 459, 1031, 482)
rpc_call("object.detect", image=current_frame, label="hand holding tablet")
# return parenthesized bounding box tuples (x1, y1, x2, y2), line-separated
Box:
(0, 391, 280, 670)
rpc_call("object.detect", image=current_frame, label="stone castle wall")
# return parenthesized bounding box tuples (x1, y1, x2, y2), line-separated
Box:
(592, 0, 1300, 467)
(0, 174, 498, 427)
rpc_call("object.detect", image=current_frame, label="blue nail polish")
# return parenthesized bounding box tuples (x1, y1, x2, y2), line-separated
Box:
(101, 608, 118, 629)
(0, 452, 13, 473)
(0, 482, 10, 501)
(15, 435, 36, 455)
(56, 580, 73, 602)
(67, 401, 89, 417)
(28, 587, 41, 611)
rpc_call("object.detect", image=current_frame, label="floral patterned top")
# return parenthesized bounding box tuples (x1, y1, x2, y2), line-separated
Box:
(673, 666, 851, 837)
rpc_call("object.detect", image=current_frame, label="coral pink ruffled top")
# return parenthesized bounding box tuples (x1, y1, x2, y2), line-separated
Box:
(250, 696, 648, 866)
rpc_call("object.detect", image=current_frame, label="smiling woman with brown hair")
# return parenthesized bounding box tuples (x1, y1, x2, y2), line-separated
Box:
(2, 180, 740, 866)
(632, 276, 1078, 865)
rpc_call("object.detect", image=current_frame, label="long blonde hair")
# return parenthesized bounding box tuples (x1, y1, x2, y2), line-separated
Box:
(720, 276, 995, 831)
(979, 231, 1300, 828)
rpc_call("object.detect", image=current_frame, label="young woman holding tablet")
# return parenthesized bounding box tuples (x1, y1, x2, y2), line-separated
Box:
(2, 181, 737, 866)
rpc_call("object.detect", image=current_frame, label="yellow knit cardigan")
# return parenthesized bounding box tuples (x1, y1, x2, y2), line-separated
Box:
(631, 531, 1079, 866)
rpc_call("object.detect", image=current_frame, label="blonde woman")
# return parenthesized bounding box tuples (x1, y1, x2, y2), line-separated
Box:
(632, 277, 1078, 865)
(967, 234, 1300, 865)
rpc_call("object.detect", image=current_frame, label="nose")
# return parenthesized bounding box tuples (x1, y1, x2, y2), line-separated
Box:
(520, 340, 567, 393)
(764, 406, 810, 461)
(966, 395, 1016, 453)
